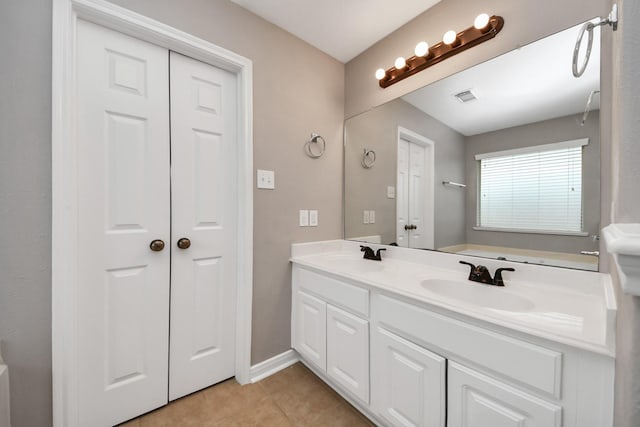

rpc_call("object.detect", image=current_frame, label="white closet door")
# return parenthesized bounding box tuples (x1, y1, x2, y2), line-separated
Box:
(169, 52, 238, 400)
(409, 143, 427, 249)
(397, 139, 410, 247)
(76, 20, 170, 427)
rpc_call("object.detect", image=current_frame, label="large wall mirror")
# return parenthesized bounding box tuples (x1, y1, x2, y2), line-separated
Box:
(345, 20, 601, 271)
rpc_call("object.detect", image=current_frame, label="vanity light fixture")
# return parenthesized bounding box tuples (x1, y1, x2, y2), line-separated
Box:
(376, 13, 505, 88)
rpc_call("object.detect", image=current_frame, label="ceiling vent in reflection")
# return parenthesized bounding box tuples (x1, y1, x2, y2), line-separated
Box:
(454, 89, 477, 103)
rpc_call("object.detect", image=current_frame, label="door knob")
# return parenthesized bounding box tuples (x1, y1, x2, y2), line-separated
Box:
(149, 239, 165, 252)
(177, 238, 191, 249)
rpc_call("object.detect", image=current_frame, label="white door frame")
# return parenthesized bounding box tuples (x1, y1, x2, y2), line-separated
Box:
(51, 1, 254, 426)
(396, 126, 435, 249)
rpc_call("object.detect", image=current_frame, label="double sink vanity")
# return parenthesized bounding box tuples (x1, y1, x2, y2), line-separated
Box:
(290, 240, 615, 427)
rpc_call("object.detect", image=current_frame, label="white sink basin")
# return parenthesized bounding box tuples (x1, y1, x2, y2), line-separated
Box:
(322, 255, 385, 273)
(420, 279, 535, 312)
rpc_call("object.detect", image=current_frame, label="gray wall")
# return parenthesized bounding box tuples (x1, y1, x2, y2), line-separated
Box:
(1, 1, 344, 426)
(345, 99, 465, 248)
(0, 1, 53, 426)
(610, 1, 640, 426)
(464, 112, 601, 254)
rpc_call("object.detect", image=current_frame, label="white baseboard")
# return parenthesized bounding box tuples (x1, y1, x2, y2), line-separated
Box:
(249, 349, 300, 383)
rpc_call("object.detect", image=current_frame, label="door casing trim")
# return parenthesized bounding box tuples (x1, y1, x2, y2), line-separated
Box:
(51, 1, 254, 425)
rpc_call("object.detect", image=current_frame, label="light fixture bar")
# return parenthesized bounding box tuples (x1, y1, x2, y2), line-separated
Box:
(378, 15, 504, 88)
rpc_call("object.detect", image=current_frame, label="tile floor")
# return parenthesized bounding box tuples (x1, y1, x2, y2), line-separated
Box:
(119, 363, 375, 426)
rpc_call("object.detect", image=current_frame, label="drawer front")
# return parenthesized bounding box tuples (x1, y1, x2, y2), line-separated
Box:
(374, 295, 562, 398)
(295, 266, 369, 317)
(448, 362, 561, 427)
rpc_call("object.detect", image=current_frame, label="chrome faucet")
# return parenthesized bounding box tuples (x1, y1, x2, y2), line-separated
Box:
(360, 245, 386, 261)
(459, 261, 515, 286)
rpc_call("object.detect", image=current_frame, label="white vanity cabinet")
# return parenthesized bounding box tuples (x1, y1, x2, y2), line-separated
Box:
(292, 266, 370, 404)
(372, 293, 613, 427)
(290, 246, 615, 427)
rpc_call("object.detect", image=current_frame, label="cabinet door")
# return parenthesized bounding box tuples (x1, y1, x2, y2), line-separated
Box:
(296, 291, 327, 370)
(448, 361, 561, 427)
(326, 305, 369, 403)
(372, 327, 445, 427)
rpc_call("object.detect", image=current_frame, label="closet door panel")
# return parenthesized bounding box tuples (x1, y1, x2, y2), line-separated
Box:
(169, 51, 238, 400)
(76, 20, 171, 427)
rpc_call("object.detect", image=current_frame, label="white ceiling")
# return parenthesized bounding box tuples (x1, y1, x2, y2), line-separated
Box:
(402, 21, 601, 136)
(229, 0, 441, 63)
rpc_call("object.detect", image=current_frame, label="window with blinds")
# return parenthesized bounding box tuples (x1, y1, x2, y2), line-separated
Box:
(476, 138, 588, 234)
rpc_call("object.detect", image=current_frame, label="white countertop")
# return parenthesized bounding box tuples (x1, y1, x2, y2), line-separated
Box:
(291, 240, 616, 357)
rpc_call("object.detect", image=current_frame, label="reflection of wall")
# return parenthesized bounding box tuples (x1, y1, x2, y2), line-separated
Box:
(345, 99, 465, 248)
(463, 112, 601, 254)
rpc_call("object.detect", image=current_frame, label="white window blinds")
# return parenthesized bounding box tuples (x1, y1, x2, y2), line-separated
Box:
(476, 139, 588, 234)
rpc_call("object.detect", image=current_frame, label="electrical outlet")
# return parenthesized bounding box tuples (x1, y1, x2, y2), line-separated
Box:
(299, 210, 309, 226)
(309, 210, 318, 226)
(257, 169, 275, 189)
(387, 186, 395, 198)
(369, 210, 375, 224)
(363, 210, 370, 224)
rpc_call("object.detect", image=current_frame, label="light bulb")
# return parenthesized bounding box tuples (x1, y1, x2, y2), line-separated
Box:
(443, 30, 457, 45)
(474, 13, 490, 30)
(394, 57, 406, 69)
(414, 41, 430, 57)
(375, 68, 386, 80)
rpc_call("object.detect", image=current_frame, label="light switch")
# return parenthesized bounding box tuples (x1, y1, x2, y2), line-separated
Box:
(309, 210, 318, 226)
(299, 210, 309, 226)
(363, 210, 370, 224)
(369, 210, 375, 224)
(257, 169, 275, 189)
(387, 186, 396, 198)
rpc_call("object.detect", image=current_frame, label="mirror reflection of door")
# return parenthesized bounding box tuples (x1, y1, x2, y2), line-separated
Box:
(396, 127, 434, 249)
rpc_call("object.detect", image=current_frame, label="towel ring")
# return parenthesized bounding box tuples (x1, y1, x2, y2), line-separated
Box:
(361, 148, 376, 168)
(572, 22, 595, 78)
(573, 6, 618, 78)
(305, 133, 326, 158)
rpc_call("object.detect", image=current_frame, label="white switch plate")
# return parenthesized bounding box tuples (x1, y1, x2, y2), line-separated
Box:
(257, 169, 275, 189)
(369, 210, 375, 224)
(309, 210, 318, 226)
(299, 210, 309, 226)
(387, 186, 395, 198)
(363, 210, 370, 224)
